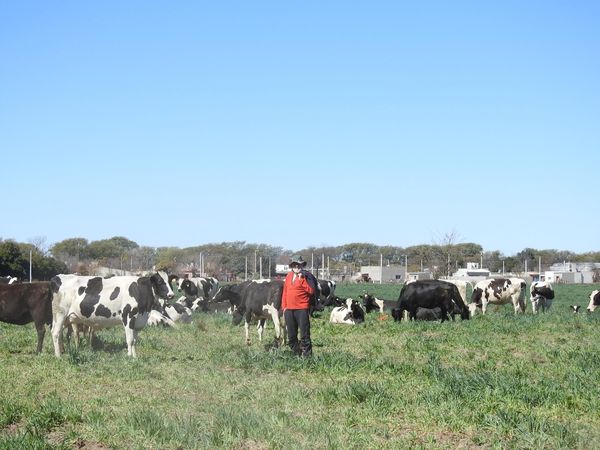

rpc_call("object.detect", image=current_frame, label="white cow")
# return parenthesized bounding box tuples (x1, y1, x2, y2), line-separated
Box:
(529, 281, 555, 314)
(51, 271, 174, 358)
(468, 278, 527, 315)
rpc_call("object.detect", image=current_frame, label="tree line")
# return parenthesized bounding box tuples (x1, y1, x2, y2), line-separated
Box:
(1, 236, 599, 281)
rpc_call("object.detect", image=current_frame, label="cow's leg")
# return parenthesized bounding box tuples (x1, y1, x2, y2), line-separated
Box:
(481, 301, 487, 315)
(34, 319, 46, 354)
(265, 304, 281, 348)
(408, 306, 417, 321)
(257, 319, 266, 342)
(125, 327, 137, 357)
(245, 321, 251, 346)
(51, 312, 67, 357)
(439, 305, 448, 323)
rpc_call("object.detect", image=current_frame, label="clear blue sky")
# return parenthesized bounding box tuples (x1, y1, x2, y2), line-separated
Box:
(1, 1, 599, 255)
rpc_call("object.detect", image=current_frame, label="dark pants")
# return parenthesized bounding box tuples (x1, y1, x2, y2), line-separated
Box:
(284, 309, 312, 357)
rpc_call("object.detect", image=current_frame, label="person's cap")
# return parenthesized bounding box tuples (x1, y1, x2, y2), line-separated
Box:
(289, 256, 307, 267)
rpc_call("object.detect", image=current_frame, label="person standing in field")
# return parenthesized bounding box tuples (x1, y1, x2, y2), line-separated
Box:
(282, 256, 315, 357)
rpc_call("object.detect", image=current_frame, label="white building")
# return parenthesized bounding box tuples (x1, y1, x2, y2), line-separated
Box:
(451, 262, 490, 282)
(359, 265, 406, 283)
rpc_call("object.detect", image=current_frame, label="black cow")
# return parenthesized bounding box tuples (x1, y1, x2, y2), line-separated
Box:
(0, 282, 53, 353)
(391, 280, 469, 322)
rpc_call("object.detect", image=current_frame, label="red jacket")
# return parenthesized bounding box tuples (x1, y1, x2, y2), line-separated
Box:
(282, 271, 314, 310)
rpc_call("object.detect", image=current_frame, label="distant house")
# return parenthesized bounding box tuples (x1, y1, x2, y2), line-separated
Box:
(359, 265, 406, 283)
(451, 262, 490, 282)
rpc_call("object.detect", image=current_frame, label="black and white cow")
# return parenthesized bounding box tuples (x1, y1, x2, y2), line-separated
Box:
(176, 278, 208, 312)
(570, 305, 581, 314)
(215, 281, 283, 345)
(587, 290, 600, 312)
(360, 293, 395, 314)
(0, 282, 53, 353)
(329, 298, 365, 324)
(391, 280, 469, 322)
(318, 280, 336, 304)
(530, 281, 555, 314)
(50, 271, 174, 358)
(468, 278, 527, 316)
(188, 277, 220, 300)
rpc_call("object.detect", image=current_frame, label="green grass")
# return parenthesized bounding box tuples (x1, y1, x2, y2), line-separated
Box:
(0, 283, 599, 449)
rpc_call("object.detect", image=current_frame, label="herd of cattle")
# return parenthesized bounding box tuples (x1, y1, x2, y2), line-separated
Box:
(0, 273, 599, 357)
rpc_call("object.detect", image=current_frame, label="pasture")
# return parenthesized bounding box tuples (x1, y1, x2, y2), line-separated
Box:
(1, 283, 599, 449)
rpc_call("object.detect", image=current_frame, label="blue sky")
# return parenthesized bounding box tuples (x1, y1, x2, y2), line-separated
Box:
(1, 1, 599, 255)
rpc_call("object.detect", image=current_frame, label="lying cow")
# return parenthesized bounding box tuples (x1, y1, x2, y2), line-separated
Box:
(392, 280, 469, 322)
(51, 271, 174, 358)
(360, 293, 395, 314)
(329, 298, 365, 324)
(468, 278, 526, 316)
(530, 281, 555, 314)
(0, 282, 53, 353)
(587, 290, 600, 312)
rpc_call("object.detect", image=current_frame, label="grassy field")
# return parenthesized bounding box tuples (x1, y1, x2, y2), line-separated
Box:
(1, 283, 599, 449)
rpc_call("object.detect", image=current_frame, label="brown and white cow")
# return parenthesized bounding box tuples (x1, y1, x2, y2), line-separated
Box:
(468, 278, 526, 315)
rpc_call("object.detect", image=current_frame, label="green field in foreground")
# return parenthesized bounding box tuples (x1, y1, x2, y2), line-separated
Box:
(1, 283, 599, 449)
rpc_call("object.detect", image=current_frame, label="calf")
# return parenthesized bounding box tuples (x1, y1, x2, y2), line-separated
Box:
(530, 281, 555, 314)
(587, 290, 600, 312)
(0, 282, 53, 353)
(468, 278, 526, 316)
(329, 298, 365, 324)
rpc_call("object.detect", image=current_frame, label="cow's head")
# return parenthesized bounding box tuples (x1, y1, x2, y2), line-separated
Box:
(360, 293, 379, 313)
(467, 302, 481, 317)
(570, 305, 580, 314)
(350, 300, 365, 324)
(587, 290, 600, 312)
(179, 278, 199, 298)
(150, 271, 175, 300)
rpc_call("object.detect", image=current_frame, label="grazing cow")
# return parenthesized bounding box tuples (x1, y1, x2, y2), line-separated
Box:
(391, 279, 469, 322)
(587, 290, 600, 312)
(570, 305, 581, 314)
(468, 278, 527, 315)
(50, 271, 174, 358)
(0, 282, 53, 353)
(360, 293, 395, 314)
(329, 298, 365, 324)
(530, 281, 555, 314)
